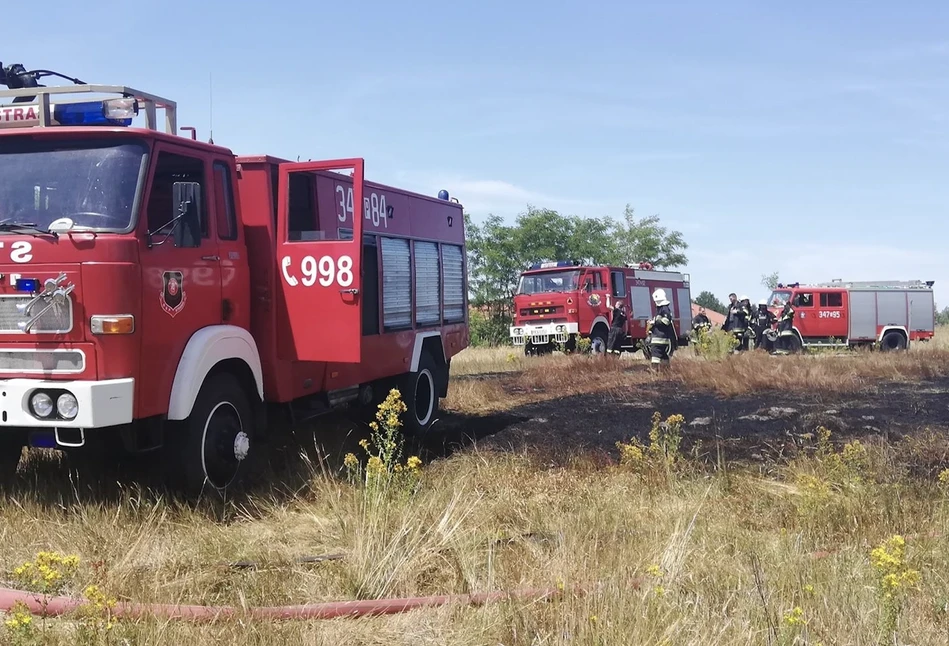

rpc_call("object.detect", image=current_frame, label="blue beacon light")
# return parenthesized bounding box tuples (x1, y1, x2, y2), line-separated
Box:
(53, 99, 136, 126)
(14, 277, 40, 293)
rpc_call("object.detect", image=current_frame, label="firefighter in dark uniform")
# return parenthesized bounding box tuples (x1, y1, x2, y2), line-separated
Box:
(721, 293, 738, 333)
(647, 289, 676, 369)
(774, 299, 797, 355)
(691, 307, 711, 336)
(725, 295, 752, 352)
(752, 299, 777, 351)
(607, 300, 627, 355)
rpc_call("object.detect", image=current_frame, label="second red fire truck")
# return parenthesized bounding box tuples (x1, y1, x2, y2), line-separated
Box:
(509, 261, 692, 355)
(0, 65, 469, 495)
(766, 279, 935, 351)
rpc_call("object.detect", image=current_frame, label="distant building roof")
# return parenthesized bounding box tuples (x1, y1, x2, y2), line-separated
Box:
(692, 302, 726, 326)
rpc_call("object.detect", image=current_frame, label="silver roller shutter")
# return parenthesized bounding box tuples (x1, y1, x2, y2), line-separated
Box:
(381, 237, 412, 330)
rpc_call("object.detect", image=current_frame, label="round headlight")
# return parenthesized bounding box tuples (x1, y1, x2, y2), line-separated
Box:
(57, 393, 79, 420)
(31, 392, 54, 418)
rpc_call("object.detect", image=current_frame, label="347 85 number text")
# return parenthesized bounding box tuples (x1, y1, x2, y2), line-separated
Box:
(818, 310, 841, 319)
(336, 185, 390, 228)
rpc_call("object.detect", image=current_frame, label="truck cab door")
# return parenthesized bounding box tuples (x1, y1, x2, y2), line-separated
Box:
(276, 159, 364, 363)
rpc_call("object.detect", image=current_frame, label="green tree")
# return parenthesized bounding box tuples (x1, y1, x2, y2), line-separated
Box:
(761, 271, 780, 290)
(610, 206, 688, 269)
(694, 291, 726, 315)
(936, 304, 949, 327)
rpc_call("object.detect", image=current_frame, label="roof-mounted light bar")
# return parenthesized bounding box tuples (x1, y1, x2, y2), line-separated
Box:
(0, 84, 176, 134)
(0, 97, 138, 129)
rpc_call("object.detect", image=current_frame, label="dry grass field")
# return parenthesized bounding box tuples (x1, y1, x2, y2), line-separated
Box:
(4, 331, 949, 644)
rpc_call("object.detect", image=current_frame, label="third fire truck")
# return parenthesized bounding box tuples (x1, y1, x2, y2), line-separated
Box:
(766, 279, 935, 351)
(0, 64, 469, 495)
(509, 261, 692, 355)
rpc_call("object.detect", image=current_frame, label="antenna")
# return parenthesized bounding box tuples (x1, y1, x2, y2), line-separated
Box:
(208, 71, 214, 145)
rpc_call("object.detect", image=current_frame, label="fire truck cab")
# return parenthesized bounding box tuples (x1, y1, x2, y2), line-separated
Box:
(766, 279, 935, 351)
(509, 261, 692, 355)
(0, 76, 468, 494)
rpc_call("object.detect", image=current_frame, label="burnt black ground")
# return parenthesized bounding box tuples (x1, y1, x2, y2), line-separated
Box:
(418, 375, 949, 468)
(4, 374, 949, 505)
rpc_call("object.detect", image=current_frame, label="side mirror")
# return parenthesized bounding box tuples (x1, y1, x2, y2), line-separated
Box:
(172, 181, 202, 248)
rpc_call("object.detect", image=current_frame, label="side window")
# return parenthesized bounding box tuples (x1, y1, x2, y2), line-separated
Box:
(287, 172, 321, 241)
(819, 292, 843, 307)
(212, 161, 238, 241)
(610, 271, 626, 298)
(582, 271, 603, 292)
(147, 151, 208, 239)
(794, 292, 814, 307)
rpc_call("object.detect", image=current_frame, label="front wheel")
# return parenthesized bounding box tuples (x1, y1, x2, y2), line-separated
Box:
(166, 373, 255, 496)
(0, 435, 24, 479)
(589, 328, 608, 355)
(400, 352, 439, 436)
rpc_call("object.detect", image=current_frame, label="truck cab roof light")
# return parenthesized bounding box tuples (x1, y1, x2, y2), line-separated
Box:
(0, 98, 137, 129)
(529, 260, 581, 270)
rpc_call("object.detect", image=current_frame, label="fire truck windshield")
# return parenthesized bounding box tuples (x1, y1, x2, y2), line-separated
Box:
(0, 138, 147, 233)
(517, 270, 580, 295)
(768, 290, 791, 307)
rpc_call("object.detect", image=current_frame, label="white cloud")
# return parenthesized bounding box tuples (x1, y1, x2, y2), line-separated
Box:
(392, 172, 611, 217)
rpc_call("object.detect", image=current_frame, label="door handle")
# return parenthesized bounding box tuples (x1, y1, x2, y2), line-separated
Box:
(202, 255, 220, 261)
(340, 288, 359, 295)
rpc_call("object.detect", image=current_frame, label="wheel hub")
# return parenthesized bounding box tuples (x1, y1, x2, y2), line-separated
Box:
(233, 431, 250, 461)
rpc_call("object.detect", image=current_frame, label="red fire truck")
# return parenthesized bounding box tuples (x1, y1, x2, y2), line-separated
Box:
(509, 261, 692, 355)
(0, 67, 469, 494)
(766, 279, 935, 352)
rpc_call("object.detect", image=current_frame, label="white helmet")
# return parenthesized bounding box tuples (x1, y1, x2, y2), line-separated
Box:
(759, 299, 768, 306)
(652, 288, 670, 306)
(740, 295, 749, 301)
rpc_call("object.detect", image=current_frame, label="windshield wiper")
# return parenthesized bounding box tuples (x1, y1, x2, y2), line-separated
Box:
(0, 223, 57, 238)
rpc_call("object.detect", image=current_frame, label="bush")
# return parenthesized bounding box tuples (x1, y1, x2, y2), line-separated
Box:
(469, 309, 511, 347)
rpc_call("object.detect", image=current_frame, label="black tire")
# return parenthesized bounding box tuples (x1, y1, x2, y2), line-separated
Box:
(0, 436, 24, 479)
(590, 328, 608, 355)
(166, 372, 255, 496)
(786, 333, 803, 354)
(880, 331, 907, 352)
(400, 352, 439, 436)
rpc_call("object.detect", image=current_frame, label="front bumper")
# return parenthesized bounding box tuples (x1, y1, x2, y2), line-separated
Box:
(510, 322, 580, 346)
(0, 378, 134, 429)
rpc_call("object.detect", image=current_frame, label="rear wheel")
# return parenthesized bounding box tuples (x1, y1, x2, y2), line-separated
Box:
(167, 373, 255, 497)
(400, 352, 439, 436)
(880, 330, 907, 352)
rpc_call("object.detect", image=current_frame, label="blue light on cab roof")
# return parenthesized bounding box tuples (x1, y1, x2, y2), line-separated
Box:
(529, 260, 580, 270)
(15, 277, 39, 292)
(54, 101, 133, 126)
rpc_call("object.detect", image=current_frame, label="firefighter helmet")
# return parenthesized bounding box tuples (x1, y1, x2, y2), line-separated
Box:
(652, 289, 670, 306)
(759, 299, 768, 306)
(740, 295, 749, 301)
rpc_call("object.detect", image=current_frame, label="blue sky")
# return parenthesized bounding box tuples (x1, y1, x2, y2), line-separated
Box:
(8, 1, 949, 305)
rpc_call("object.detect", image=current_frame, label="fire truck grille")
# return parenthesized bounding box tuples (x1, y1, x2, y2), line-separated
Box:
(519, 306, 563, 317)
(0, 295, 73, 333)
(0, 350, 84, 373)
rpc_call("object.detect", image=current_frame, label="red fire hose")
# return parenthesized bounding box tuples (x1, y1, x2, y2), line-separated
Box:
(0, 584, 586, 622)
